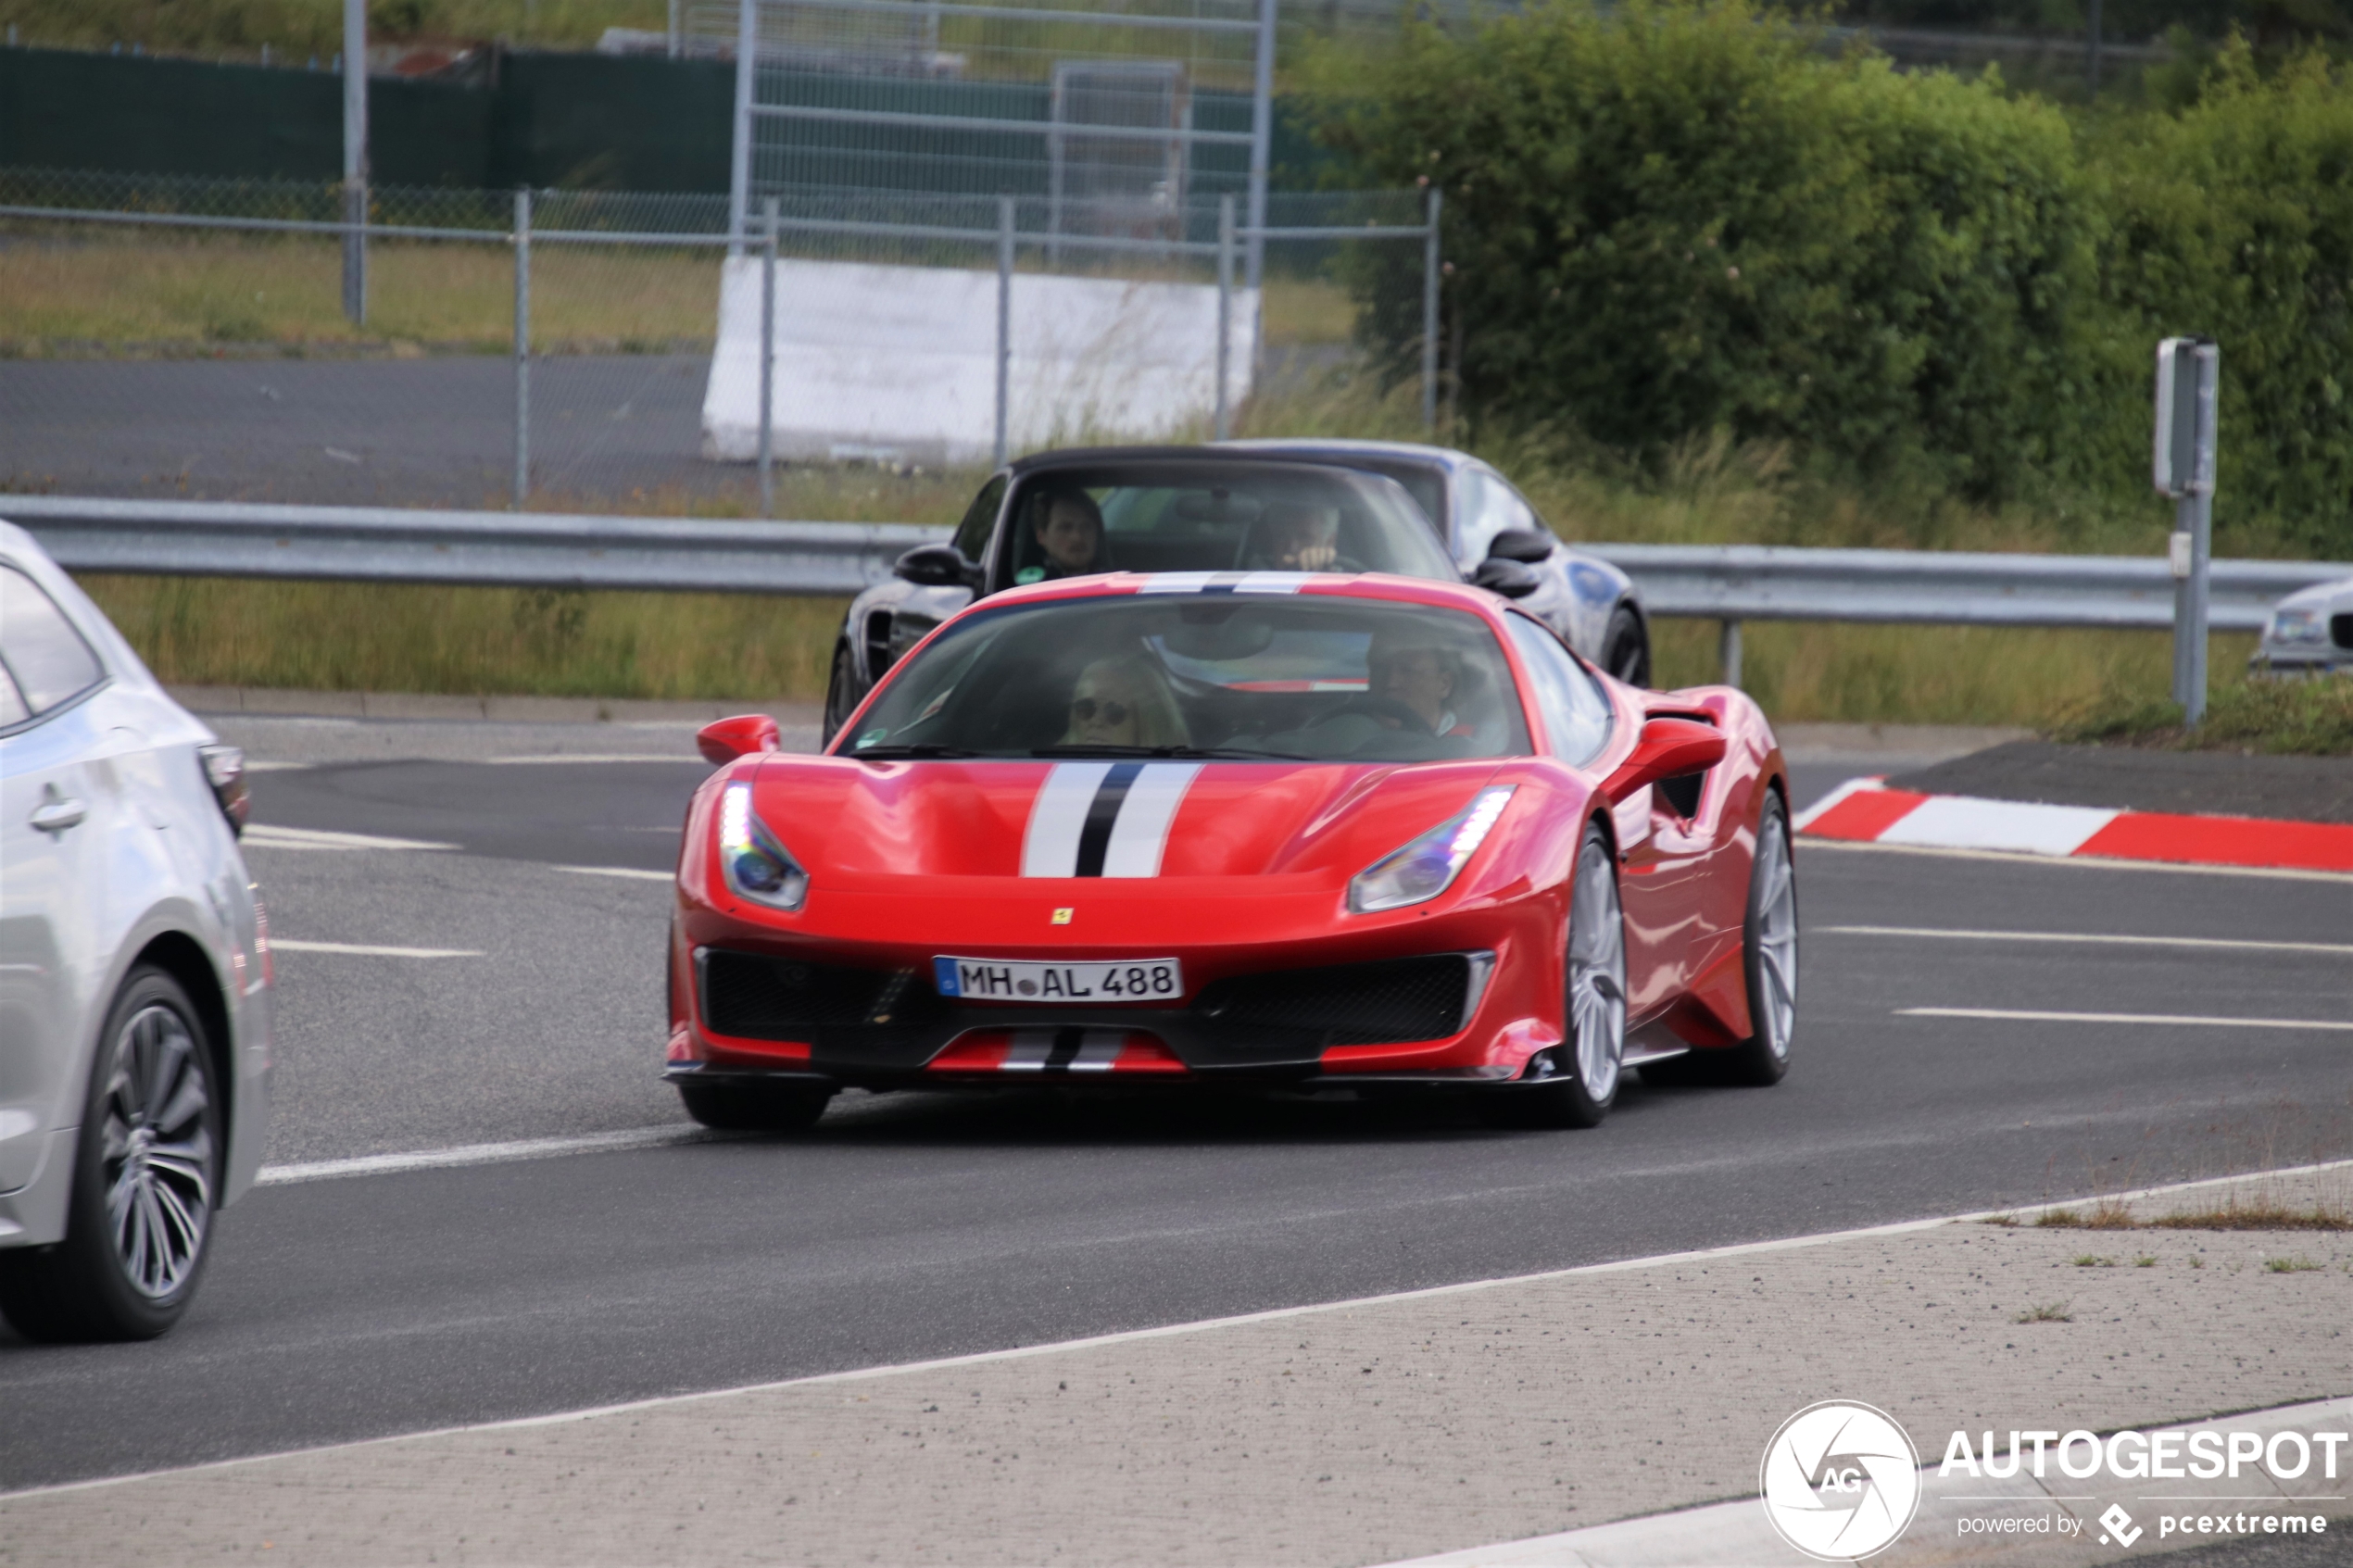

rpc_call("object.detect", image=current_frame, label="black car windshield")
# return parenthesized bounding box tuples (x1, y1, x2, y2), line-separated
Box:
(1000, 461, 1459, 588)
(842, 594, 1531, 764)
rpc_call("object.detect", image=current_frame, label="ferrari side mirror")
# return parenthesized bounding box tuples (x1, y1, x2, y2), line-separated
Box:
(1470, 558, 1541, 599)
(698, 713, 782, 765)
(1601, 718, 1726, 801)
(1485, 529, 1556, 564)
(895, 544, 982, 590)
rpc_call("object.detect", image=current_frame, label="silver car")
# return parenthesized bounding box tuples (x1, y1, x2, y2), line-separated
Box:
(1222, 439, 1651, 685)
(0, 521, 271, 1341)
(2251, 575, 2353, 674)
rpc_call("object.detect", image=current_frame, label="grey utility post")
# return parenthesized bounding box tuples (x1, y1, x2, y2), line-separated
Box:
(341, 0, 367, 324)
(1719, 620, 1743, 689)
(759, 197, 778, 518)
(1421, 188, 1442, 431)
(1214, 194, 1235, 442)
(2153, 337, 2220, 724)
(1244, 0, 1275, 295)
(727, 0, 758, 253)
(511, 189, 531, 508)
(994, 195, 1014, 469)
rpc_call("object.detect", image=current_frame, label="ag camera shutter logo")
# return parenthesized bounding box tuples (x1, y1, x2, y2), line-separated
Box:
(1760, 1401, 1923, 1561)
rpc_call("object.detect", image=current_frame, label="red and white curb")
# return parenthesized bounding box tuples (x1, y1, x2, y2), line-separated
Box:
(1794, 778, 2353, 874)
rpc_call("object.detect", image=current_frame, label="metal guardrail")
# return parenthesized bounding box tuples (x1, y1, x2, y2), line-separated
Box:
(3, 496, 949, 597)
(6, 496, 2347, 629)
(1582, 544, 2352, 634)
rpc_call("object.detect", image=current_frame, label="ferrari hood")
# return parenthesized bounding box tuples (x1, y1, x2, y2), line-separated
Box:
(744, 757, 1511, 883)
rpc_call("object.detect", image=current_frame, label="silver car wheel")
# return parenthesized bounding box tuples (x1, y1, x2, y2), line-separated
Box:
(1567, 834, 1628, 1103)
(1751, 807, 1798, 1061)
(100, 1003, 214, 1300)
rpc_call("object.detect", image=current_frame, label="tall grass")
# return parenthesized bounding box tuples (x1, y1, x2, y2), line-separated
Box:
(0, 0, 661, 56)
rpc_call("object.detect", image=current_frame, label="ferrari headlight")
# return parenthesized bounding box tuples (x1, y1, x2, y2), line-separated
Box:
(718, 782, 808, 911)
(2268, 608, 2325, 644)
(1348, 786, 1516, 914)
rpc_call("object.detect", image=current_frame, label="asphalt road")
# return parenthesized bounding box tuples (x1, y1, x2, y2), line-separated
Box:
(2, 732, 2347, 1492)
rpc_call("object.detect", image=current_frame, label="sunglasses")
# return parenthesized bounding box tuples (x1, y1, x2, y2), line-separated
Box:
(1070, 697, 1131, 724)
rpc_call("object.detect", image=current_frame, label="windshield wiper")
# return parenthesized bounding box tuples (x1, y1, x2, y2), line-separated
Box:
(847, 743, 984, 759)
(1027, 744, 1313, 760)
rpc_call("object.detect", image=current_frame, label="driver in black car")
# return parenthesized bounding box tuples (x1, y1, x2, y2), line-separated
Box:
(1366, 635, 1476, 739)
(1241, 501, 1364, 574)
(1018, 488, 1106, 583)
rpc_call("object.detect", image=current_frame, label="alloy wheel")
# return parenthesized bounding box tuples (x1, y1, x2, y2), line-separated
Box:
(99, 1004, 214, 1299)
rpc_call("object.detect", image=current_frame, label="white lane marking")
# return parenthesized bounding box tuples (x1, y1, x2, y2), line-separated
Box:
(242, 823, 458, 852)
(1789, 773, 1887, 833)
(24, 1154, 2353, 1502)
(1901, 1006, 2353, 1032)
(553, 864, 673, 882)
(271, 939, 484, 959)
(1875, 794, 2120, 856)
(482, 754, 711, 766)
(1823, 924, 2353, 958)
(255, 1125, 708, 1187)
(242, 759, 312, 773)
(1101, 762, 1202, 877)
(1799, 835, 2353, 884)
(1021, 761, 1112, 877)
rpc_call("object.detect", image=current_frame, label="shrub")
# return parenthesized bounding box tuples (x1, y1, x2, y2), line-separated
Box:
(2088, 41, 2353, 555)
(1321, 0, 2100, 500)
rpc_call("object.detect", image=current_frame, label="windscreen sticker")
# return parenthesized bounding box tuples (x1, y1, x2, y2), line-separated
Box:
(1022, 761, 1204, 877)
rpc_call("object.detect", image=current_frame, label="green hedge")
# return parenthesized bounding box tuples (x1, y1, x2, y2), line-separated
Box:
(1323, 4, 2353, 555)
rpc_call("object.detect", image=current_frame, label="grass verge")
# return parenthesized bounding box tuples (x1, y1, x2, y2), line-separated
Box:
(2054, 671, 2353, 757)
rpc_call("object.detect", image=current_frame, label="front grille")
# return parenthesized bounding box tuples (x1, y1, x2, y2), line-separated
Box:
(1192, 954, 1474, 1047)
(2332, 613, 2353, 650)
(701, 949, 947, 1040)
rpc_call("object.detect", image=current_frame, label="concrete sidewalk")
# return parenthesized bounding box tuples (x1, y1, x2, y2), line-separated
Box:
(2, 1167, 2346, 1567)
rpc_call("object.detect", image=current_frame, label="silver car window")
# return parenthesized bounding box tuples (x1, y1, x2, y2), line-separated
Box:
(1456, 468, 1538, 565)
(1504, 612, 1613, 768)
(0, 565, 105, 715)
(0, 659, 27, 729)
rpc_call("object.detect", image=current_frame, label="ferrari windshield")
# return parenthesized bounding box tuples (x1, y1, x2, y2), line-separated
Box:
(842, 594, 1531, 764)
(1000, 461, 1459, 587)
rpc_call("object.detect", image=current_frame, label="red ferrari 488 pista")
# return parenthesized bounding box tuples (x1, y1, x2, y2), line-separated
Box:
(666, 570, 1796, 1131)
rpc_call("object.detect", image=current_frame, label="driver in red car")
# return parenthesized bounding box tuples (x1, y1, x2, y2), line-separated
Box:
(1368, 635, 1476, 739)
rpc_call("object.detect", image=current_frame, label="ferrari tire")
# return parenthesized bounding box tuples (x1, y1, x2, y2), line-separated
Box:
(0, 967, 222, 1343)
(1601, 606, 1651, 689)
(821, 643, 858, 746)
(1476, 821, 1627, 1130)
(677, 1080, 837, 1132)
(1642, 791, 1797, 1088)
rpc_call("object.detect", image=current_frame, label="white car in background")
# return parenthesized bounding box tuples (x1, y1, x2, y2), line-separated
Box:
(2253, 575, 2353, 674)
(0, 521, 270, 1341)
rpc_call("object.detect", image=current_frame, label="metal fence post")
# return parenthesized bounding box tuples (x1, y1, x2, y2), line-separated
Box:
(759, 196, 778, 519)
(1421, 188, 1442, 432)
(340, 0, 367, 325)
(727, 0, 757, 253)
(511, 188, 531, 509)
(667, 0, 683, 57)
(1245, 0, 1274, 294)
(1214, 194, 1234, 442)
(1719, 620, 1743, 689)
(2159, 339, 2220, 725)
(995, 194, 1014, 469)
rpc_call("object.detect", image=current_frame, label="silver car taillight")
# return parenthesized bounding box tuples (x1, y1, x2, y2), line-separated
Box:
(199, 745, 248, 836)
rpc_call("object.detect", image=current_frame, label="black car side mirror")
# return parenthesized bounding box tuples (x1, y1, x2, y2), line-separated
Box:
(895, 544, 982, 590)
(1485, 529, 1556, 564)
(1470, 558, 1542, 598)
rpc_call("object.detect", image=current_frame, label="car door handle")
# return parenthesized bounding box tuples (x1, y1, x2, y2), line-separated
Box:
(30, 796, 87, 833)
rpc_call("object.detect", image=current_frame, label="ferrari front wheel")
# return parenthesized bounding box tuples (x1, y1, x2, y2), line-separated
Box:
(1477, 821, 1627, 1130)
(678, 1080, 836, 1132)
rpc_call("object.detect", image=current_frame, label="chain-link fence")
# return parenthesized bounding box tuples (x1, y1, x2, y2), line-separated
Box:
(0, 167, 1439, 513)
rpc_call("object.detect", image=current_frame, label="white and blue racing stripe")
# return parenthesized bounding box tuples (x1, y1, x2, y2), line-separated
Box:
(1021, 761, 1204, 877)
(1135, 571, 1314, 596)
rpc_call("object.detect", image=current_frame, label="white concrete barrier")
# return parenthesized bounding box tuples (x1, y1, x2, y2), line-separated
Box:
(700, 256, 1258, 468)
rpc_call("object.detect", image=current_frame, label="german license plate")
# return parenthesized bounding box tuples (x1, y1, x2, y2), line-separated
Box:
(932, 956, 1183, 1003)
